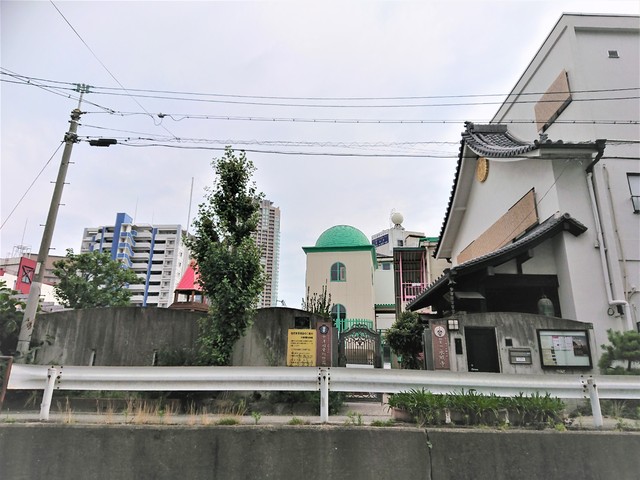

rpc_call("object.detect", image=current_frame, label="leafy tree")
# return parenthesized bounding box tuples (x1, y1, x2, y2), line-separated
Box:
(598, 329, 640, 374)
(385, 311, 424, 369)
(185, 147, 265, 366)
(0, 280, 25, 355)
(52, 249, 142, 309)
(301, 283, 332, 320)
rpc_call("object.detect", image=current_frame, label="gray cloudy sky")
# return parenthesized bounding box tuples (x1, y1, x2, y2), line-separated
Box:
(1, 0, 638, 306)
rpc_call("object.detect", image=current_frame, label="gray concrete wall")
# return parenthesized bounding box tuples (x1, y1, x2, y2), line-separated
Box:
(1, 424, 638, 480)
(445, 312, 596, 374)
(31, 307, 203, 366)
(232, 308, 335, 366)
(31, 307, 333, 367)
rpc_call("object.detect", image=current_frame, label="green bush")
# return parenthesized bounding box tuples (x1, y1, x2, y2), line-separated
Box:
(387, 388, 564, 427)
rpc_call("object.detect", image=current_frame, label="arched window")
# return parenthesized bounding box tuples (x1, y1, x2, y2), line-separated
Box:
(331, 304, 347, 321)
(330, 262, 346, 282)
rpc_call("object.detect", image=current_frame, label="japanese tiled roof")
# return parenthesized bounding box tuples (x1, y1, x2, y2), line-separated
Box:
(407, 212, 587, 311)
(461, 123, 537, 158)
(434, 122, 599, 259)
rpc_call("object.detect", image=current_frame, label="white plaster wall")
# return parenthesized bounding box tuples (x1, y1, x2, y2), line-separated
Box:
(305, 250, 375, 321)
(375, 313, 395, 331)
(489, 15, 640, 342)
(450, 157, 559, 263)
(374, 266, 395, 305)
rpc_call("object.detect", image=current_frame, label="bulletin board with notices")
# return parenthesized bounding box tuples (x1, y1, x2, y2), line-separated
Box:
(287, 329, 317, 366)
(537, 329, 592, 368)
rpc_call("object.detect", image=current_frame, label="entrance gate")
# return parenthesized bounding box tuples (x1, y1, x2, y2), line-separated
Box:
(338, 325, 381, 368)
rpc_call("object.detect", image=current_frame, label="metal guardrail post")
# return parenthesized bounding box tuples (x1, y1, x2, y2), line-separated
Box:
(319, 367, 329, 423)
(39, 367, 57, 421)
(585, 377, 603, 428)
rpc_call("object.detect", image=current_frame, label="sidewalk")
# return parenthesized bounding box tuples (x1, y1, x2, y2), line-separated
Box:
(2, 400, 638, 430)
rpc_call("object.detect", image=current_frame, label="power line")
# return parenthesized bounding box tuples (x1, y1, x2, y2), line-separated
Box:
(83, 111, 640, 126)
(49, 1, 179, 139)
(0, 142, 64, 231)
(61, 89, 640, 108)
(78, 131, 459, 147)
(0, 71, 115, 112)
(3, 70, 638, 108)
(111, 141, 459, 158)
(3, 70, 637, 102)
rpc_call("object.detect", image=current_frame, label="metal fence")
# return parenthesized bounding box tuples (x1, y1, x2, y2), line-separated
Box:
(7, 364, 640, 426)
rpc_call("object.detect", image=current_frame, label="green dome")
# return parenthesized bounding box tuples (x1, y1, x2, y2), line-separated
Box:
(315, 225, 371, 248)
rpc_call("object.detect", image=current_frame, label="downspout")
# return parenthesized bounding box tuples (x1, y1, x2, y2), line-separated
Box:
(585, 141, 633, 331)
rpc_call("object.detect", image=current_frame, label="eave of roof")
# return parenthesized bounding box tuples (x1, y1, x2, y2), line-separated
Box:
(408, 212, 587, 311)
(302, 244, 378, 268)
(434, 122, 600, 260)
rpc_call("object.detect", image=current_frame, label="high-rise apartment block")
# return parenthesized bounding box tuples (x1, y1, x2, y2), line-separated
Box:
(252, 200, 281, 308)
(81, 213, 189, 308)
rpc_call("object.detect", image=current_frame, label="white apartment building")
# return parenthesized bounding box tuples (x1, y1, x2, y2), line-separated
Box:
(253, 200, 281, 308)
(81, 213, 189, 308)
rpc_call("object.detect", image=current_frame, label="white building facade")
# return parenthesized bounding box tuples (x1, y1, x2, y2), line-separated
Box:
(409, 14, 639, 370)
(81, 213, 190, 308)
(253, 199, 281, 308)
(488, 13, 639, 338)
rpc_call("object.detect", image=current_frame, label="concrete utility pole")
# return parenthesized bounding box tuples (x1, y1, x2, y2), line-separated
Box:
(15, 86, 89, 359)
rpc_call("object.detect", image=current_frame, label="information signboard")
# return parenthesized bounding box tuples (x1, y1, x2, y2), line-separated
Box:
(287, 329, 317, 367)
(537, 330, 592, 368)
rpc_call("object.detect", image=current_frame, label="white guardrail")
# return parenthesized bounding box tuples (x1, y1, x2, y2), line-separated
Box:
(6, 364, 640, 426)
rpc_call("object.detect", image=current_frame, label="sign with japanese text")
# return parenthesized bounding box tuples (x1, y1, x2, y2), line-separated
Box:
(287, 329, 316, 367)
(316, 322, 333, 367)
(431, 321, 450, 370)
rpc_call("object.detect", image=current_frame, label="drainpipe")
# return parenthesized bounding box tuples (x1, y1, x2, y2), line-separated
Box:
(586, 145, 632, 330)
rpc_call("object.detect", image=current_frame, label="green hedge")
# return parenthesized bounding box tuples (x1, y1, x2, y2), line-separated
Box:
(387, 388, 564, 427)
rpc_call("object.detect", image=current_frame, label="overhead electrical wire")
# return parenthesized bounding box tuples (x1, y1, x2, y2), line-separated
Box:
(2, 70, 638, 102)
(111, 142, 459, 158)
(2, 71, 638, 108)
(82, 111, 640, 126)
(0, 142, 64, 231)
(48, 1, 179, 139)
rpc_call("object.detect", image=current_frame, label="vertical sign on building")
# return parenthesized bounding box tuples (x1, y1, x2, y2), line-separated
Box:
(316, 322, 333, 367)
(431, 321, 450, 370)
(287, 329, 317, 366)
(15, 257, 36, 295)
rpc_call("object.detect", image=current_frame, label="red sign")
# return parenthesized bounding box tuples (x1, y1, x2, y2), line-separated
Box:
(431, 321, 450, 370)
(316, 322, 333, 367)
(15, 257, 36, 295)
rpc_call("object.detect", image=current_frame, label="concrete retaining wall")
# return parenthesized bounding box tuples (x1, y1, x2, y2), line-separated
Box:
(31, 307, 330, 367)
(1, 424, 638, 480)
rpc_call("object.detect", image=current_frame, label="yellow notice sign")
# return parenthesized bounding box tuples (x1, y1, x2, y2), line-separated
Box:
(287, 329, 317, 366)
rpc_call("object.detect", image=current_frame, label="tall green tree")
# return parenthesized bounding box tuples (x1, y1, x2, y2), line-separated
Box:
(385, 311, 424, 369)
(186, 147, 265, 366)
(52, 249, 142, 309)
(0, 280, 25, 355)
(599, 329, 640, 374)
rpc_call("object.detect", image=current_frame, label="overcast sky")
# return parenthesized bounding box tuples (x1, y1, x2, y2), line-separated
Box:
(1, 0, 638, 307)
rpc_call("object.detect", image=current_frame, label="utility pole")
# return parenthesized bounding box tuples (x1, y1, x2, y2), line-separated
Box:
(15, 85, 90, 360)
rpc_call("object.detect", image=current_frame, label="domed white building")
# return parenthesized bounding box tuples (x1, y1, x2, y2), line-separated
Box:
(303, 225, 377, 330)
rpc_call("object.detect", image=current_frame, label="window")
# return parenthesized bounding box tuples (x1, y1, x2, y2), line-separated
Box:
(331, 304, 347, 321)
(330, 262, 346, 282)
(382, 263, 391, 271)
(627, 173, 640, 213)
